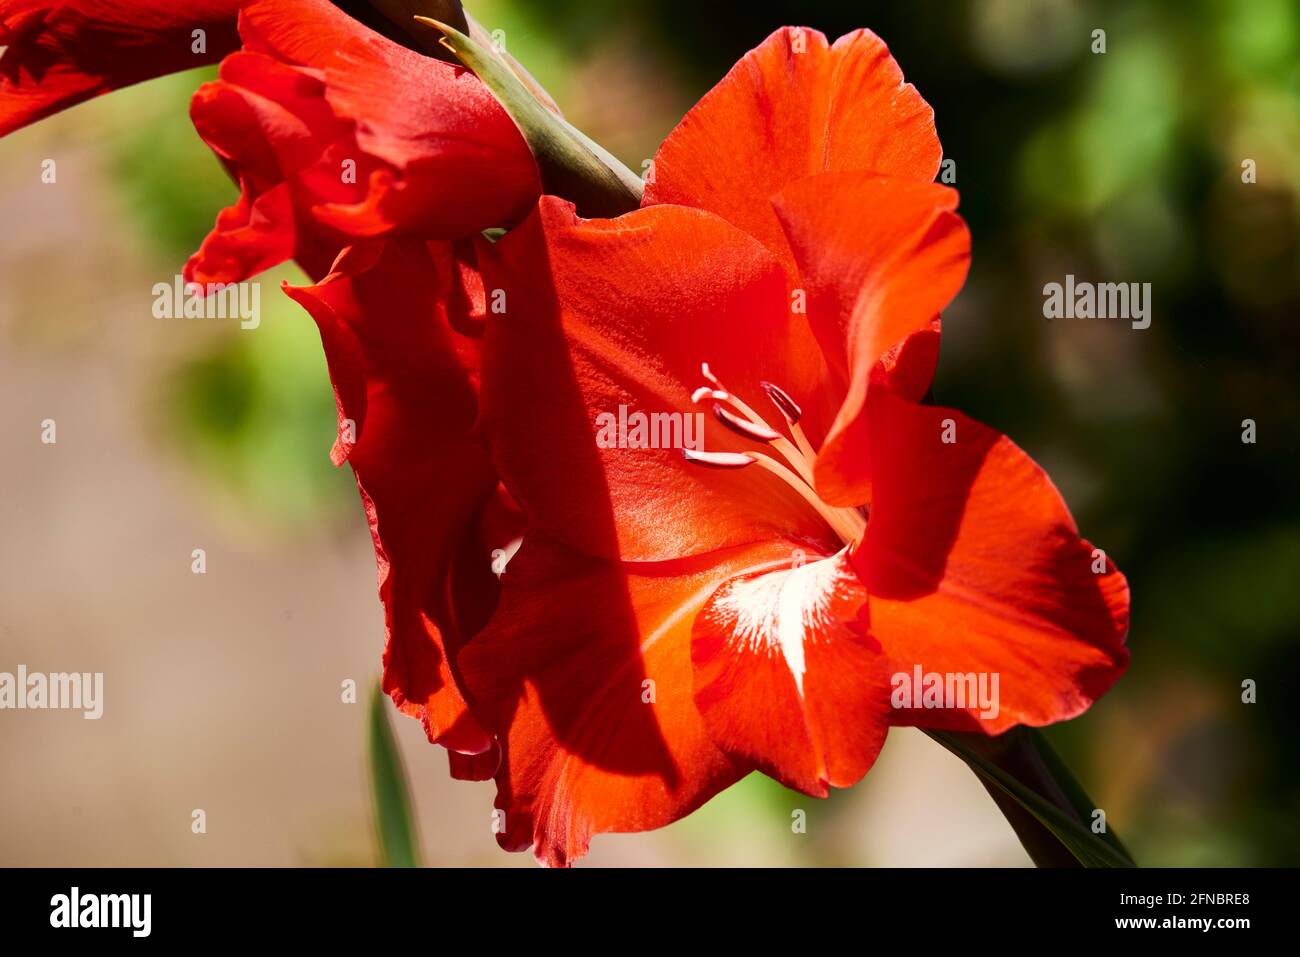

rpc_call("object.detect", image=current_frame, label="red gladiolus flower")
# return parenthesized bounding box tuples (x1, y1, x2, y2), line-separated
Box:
(186, 0, 540, 284)
(457, 28, 1130, 866)
(0, 1, 241, 136)
(4, 5, 1132, 867)
(2, 0, 542, 285)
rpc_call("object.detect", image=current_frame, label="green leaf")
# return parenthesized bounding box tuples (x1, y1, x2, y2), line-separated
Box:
(926, 727, 1136, 868)
(416, 16, 644, 218)
(368, 682, 422, 868)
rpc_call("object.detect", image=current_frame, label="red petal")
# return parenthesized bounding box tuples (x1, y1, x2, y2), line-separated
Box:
(284, 237, 497, 753)
(0, 0, 240, 136)
(458, 536, 755, 867)
(771, 171, 970, 506)
(854, 389, 1130, 733)
(448, 740, 500, 783)
(186, 50, 347, 284)
(691, 544, 891, 796)
(244, 0, 540, 233)
(645, 27, 940, 270)
(871, 319, 943, 401)
(476, 196, 841, 563)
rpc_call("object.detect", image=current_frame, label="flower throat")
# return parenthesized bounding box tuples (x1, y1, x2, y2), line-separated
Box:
(681, 363, 866, 546)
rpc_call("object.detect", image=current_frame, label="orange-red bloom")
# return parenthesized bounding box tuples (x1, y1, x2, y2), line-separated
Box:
(1, 0, 542, 285)
(186, 0, 540, 284)
(459, 27, 1130, 866)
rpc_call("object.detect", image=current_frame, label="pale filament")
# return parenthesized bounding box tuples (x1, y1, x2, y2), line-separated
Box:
(750, 453, 866, 545)
(786, 418, 819, 466)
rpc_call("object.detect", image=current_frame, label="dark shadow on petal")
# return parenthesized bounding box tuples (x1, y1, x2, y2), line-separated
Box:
(857, 392, 999, 600)
(465, 205, 680, 790)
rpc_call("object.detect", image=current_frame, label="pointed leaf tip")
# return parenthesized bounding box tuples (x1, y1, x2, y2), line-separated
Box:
(415, 15, 643, 218)
(368, 682, 422, 868)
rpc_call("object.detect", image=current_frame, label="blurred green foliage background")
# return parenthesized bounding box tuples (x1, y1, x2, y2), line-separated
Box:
(97, 0, 1299, 864)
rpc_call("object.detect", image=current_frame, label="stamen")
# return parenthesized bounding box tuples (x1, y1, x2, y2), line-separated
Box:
(713, 404, 781, 442)
(762, 379, 818, 464)
(691, 385, 729, 404)
(761, 381, 802, 424)
(696, 365, 813, 484)
(682, 448, 757, 469)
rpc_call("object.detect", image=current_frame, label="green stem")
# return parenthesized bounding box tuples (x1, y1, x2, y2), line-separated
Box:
(422, 17, 644, 219)
(925, 726, 1136, 867)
